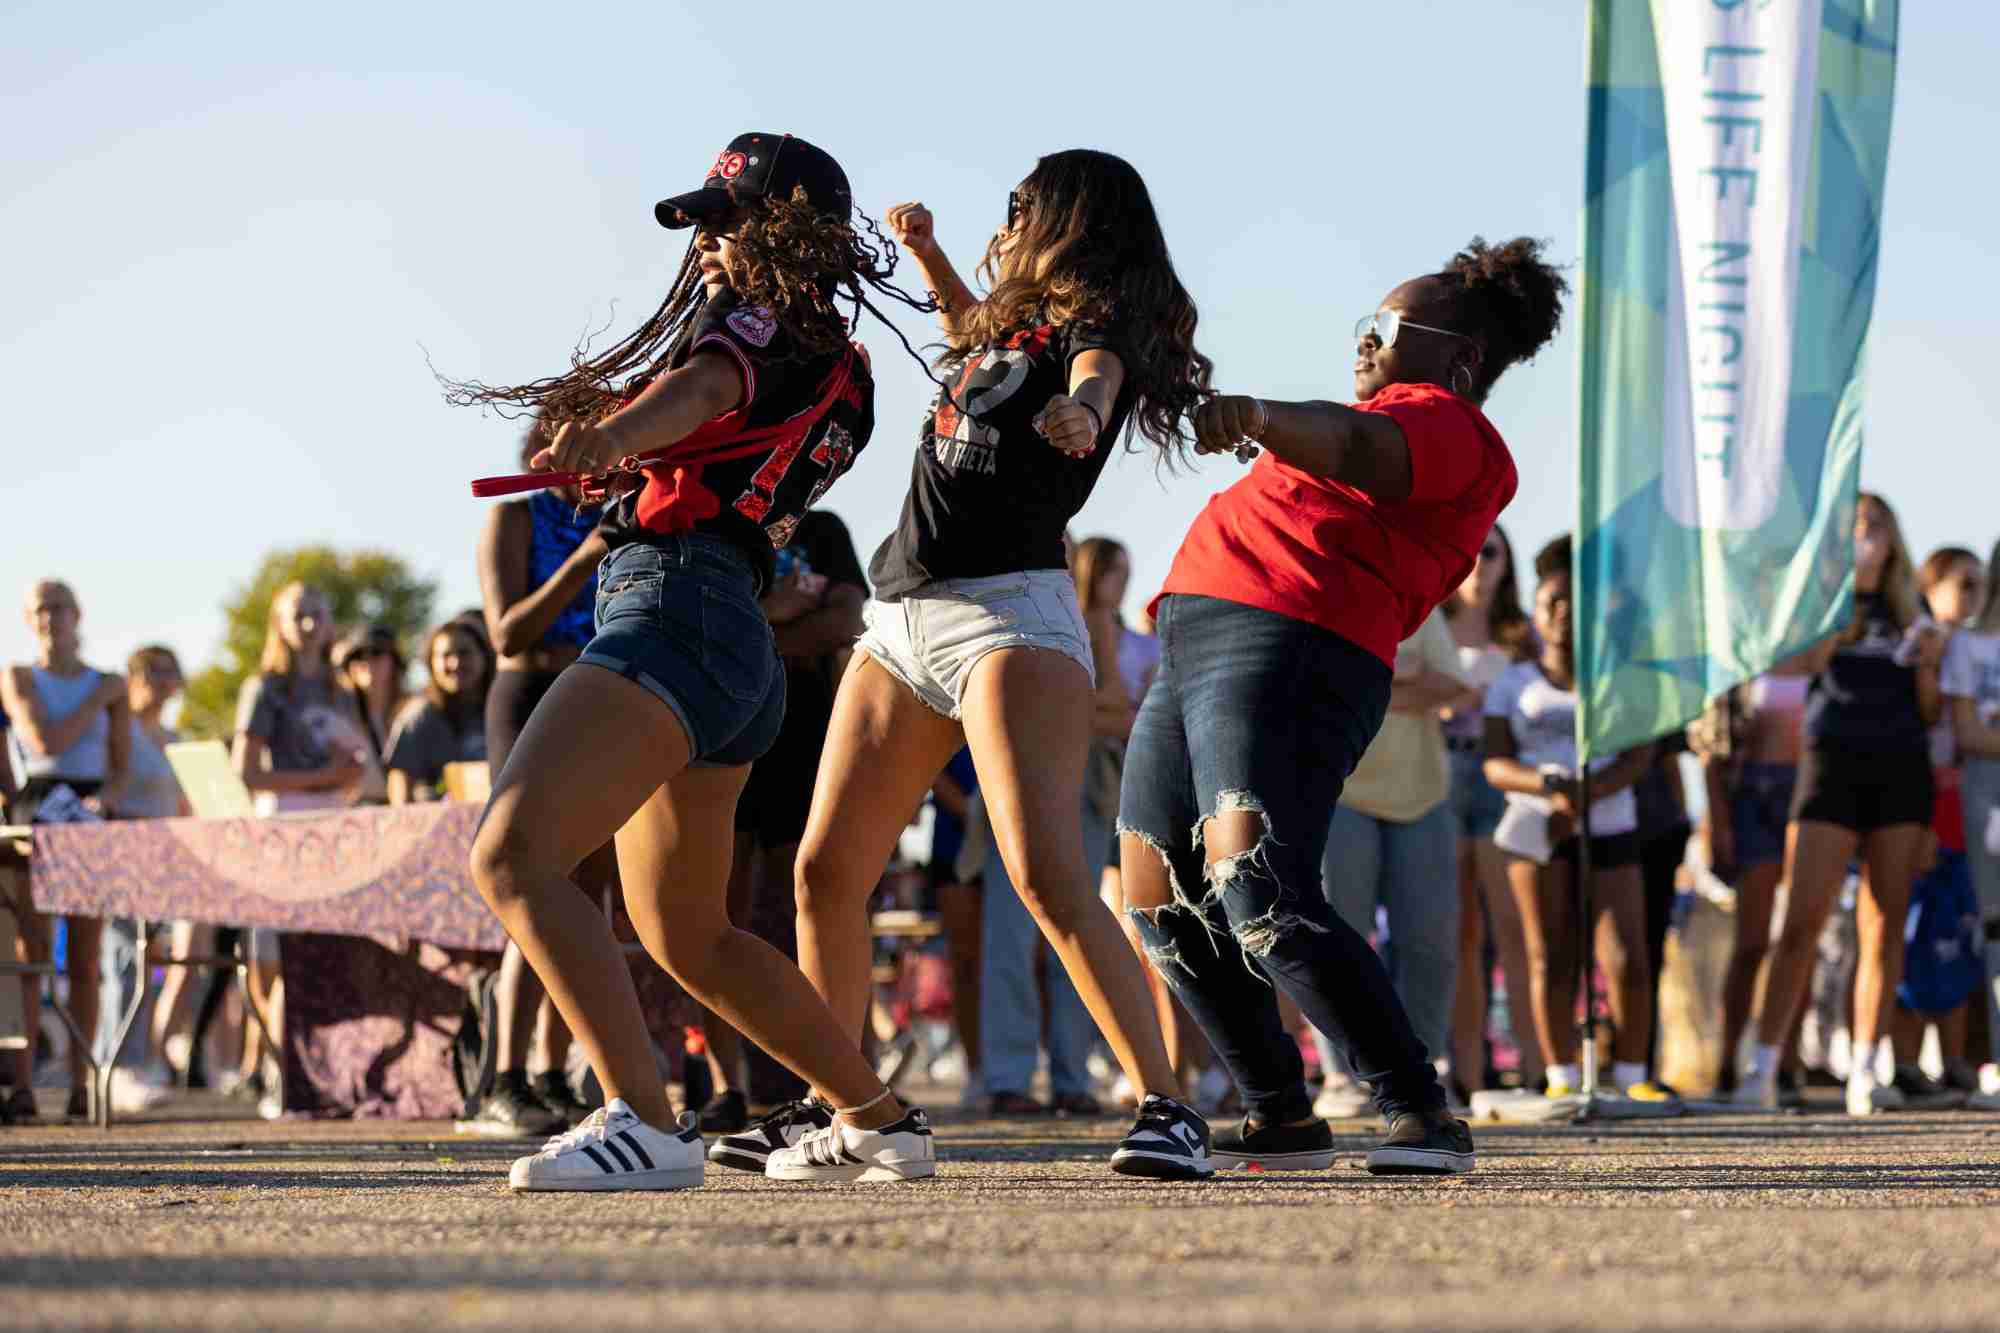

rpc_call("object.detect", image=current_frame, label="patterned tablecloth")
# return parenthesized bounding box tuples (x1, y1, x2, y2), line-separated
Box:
(28, 804, 692, 1119)
(28, 803, 503, 949)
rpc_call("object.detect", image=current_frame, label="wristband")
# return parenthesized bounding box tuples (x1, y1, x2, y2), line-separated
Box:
(1249, 397, 1270, 441)
(1078, 399, 1104, 442)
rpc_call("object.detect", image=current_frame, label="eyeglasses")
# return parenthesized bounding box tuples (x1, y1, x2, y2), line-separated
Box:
(1354, 309, 1476, 350)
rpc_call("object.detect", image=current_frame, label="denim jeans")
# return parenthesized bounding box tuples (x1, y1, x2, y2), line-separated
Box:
(95, 917, 146, 1067)
(1961, 756, 2000, 1066)
(978, 798, 1106, 1098)
(1319, 802, 1460, 1072)
(1119, 594, 1445, 1123)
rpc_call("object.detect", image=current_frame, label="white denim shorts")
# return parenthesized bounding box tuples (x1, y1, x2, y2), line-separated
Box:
(856, 570, 1095, 720)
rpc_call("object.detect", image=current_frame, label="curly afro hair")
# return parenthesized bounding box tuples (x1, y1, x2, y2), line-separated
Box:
(1438, 236, 1568, 403)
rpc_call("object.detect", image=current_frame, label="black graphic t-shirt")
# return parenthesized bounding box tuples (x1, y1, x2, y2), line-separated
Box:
(1804, 590, 1927, 753)
(868, 320, 1135, 600)
(599, 290, 876, 587)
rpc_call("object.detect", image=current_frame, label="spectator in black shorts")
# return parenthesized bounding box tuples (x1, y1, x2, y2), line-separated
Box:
(697, 509, 868, 1133)
(1745, 492, 1945, 1116)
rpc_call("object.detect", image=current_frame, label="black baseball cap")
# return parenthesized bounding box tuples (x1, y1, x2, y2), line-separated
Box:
(655, 132, 853, 230)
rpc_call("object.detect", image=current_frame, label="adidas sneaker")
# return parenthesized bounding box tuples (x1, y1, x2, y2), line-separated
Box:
(507, 1099, 704, 1192)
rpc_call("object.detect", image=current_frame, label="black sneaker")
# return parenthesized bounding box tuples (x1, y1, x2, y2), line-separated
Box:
(1891, 1064, 1964, 1110)
(1365, 1109, 1476, 1176)
(1211, 1116, 1336, 1171)
(1109, 1094, 1214, 1180)
(532, 1070, 591, 1127)
(708, 1097, 834, 1174)
(698, 1089, 749, 1134)
(457, 1071, 564, 1138)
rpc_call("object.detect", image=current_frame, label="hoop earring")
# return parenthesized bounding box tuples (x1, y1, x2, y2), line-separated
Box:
(1450, 363, 1475, 396)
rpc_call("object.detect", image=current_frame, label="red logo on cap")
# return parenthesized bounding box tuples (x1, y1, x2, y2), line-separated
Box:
(711, 150, 748, 181)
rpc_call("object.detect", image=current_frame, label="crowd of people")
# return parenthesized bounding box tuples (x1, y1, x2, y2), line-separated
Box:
(5, 134, 1999, 1198)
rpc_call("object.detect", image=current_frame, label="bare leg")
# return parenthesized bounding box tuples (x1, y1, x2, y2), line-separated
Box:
(1757, 821, 1860, 1047)
(63, 916, 102, 1089)
(962, 648, 1180, 1098)
(936, 879, 983, 1085)
(617, 764, 899, 1126)
(492, 943, 538, 1076)
(701, 831, 758, 1095)
(1593, 865, 1652, 1065)
(794, 656, 963, 1048)
(1855, 828, 1926, 1061)
(535, 844, 615, 1077)
(1479, 842, 1544, 1085)
(1508, 854, 1578, 1070)
(468, 667, 708, 1129)
(1718, 862, 1783, 1081)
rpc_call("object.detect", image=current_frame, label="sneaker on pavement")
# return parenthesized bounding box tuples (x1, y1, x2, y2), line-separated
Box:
(1109, 1094, 1214, 1180)
(1366, 1109, 1476, 1176)
(108, 1067, 172, 1114)
(1731, 1067, 1779, 1110)
(1890, 1063, 1963, 1110)
(1968, 1064, 2000, 1112)
(708, 1097, 834, 1174)
(1312, 1072, 1373, 1120)
(765, 1107, 935, 1183)
(532, 1070, 591, 1127)
(1210, 1117, 1335, 1171)
(698, 1089, 749, 1135)
(1617, 1079, 1682, 1107)
(508, 1100, 704, 1192)
(459, 1072, 566, 1138)
(1846, 1069, 1905, 1117)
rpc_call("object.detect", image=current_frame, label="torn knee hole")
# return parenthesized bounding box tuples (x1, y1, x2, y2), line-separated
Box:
(1231, 906, 1329, 959)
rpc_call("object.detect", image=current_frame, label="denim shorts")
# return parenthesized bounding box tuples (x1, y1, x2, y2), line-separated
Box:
(1447, 742, 1505, 840)
(856, 569, 1093, 720)
(1729, 761, 1797, 869)
(577, 536, 785, 768)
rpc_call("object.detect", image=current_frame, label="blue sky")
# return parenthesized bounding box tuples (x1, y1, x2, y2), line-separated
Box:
(6, 0, 1997, 681)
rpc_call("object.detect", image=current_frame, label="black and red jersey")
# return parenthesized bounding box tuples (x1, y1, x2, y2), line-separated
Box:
(599, 291, 876, 584)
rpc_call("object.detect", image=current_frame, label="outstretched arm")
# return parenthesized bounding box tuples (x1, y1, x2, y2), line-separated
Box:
(886, 203, 976, 334)
(535, 352, 744, 476)
(1192, 396, 1413, 500)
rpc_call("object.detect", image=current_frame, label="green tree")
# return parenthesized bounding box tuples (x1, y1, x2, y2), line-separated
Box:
(178, 547, 438, 741)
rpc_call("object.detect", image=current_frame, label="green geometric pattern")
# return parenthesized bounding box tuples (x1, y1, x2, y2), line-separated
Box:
(1575, 0, 1899, 761)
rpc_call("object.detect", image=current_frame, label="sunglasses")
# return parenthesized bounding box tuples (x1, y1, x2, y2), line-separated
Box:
(1479, 542, 1504, 561)
(1006, 189, 1026, 231)
(1354, 309, 1476, 350)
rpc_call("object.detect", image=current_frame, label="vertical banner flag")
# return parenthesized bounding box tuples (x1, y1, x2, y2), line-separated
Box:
(1575, 0, 1899, 760)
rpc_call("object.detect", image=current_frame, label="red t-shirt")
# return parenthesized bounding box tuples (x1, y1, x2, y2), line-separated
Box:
(1155, 382, 1516, 666)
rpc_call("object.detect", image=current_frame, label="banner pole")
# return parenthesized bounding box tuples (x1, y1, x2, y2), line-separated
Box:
(1576, 768, 1599, 1118)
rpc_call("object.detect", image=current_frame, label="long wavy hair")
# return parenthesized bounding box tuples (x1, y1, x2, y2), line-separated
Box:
(1443, 522, 1532, 659)
(950, 150, 1211, 462)
(442, 187, 930, 427)
(1071, 536, 1129, 618)
(1844, 491, 1921, 639)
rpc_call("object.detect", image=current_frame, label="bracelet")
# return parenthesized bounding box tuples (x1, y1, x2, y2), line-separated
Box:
(835, 1086, 895, 1118)
(1249, 397, 1270, 441)
(1077, 399, 1104, 441)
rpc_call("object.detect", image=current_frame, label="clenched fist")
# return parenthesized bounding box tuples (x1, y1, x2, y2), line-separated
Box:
(886, 202, 938, 257)
(1034, 394, 1101, 457)
(1191, 395, 1268, 458)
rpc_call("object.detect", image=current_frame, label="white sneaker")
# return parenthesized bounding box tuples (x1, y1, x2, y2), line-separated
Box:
(765, 1107, 936, 1183)
(1313, 1072, 1372, 1120)
(1967, 1064, 2000, 1112)
(108, 1068, 172, 1114)
(1846, 1069, 1904, 1118)
(508, 1099, 704, 1192)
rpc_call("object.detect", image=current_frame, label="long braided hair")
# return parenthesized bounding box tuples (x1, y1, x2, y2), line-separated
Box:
(442, 186, 937, 426)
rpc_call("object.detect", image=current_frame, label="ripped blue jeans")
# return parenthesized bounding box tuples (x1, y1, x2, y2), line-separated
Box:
(1118, 594, 1445, 1123)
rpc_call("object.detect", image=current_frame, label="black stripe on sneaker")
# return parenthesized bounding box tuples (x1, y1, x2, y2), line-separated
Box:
(618, 1130, 655, 1170)
(599, 1137, 634, 1172)
(581, 1145, 616, 1174)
